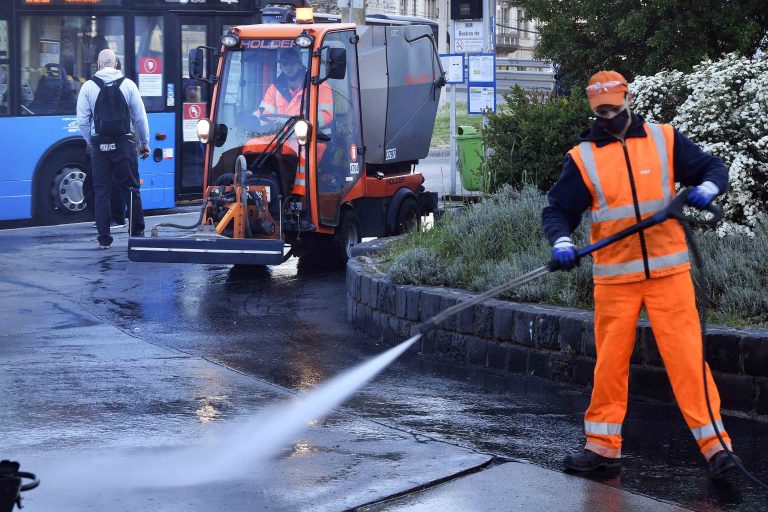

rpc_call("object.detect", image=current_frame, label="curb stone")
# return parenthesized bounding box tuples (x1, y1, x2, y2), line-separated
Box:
(347, 239, 768, 421)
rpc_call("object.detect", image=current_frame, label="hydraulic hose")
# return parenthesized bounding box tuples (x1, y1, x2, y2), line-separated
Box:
(682, 221, 768, 489)
(150, 200, 207, 234)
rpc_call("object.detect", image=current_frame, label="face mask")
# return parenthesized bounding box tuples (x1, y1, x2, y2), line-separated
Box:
(596, 108, 630, 135)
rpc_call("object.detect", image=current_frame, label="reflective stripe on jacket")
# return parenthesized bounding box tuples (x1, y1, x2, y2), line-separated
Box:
(567, 123, 690, 284)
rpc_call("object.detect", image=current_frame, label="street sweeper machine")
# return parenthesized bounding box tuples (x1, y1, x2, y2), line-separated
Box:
(128, 9, 445, 267)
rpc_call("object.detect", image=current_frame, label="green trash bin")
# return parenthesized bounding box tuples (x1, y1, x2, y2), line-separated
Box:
(455, 125, 484, 191)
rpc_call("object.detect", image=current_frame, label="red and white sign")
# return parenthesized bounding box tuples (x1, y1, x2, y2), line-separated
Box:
(183, 102, 207, 142)
(350, 144, 358, 162)
(138, 57, 163, 97)
(139, 57, 163, 75)
(183, 102, 205, 120)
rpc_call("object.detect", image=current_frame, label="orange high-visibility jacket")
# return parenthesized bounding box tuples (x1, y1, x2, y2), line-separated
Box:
(258, 81, 333, 197)
(259, 81, 334, 129)
(567, 123, 690, 284)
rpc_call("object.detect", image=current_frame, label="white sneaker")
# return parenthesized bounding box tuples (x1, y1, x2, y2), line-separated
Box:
(110, 222, 127, 231)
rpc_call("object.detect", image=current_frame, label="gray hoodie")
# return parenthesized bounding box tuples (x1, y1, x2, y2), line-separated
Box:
(76, 67, 150, 147)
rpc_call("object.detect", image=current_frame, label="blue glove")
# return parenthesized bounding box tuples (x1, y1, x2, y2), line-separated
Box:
(552, 237, 577, 271)
(687, 181, 719, 209)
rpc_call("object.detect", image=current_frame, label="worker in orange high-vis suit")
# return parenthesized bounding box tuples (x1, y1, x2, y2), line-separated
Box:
(255, 47, 333, 229)
(542, 70, 742, 479)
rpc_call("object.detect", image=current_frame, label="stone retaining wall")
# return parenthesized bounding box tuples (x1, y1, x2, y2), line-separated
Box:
(346, 253, 768, 420)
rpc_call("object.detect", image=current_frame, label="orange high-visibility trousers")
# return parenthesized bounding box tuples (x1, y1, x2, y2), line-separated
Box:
(584, 271, 732, 461)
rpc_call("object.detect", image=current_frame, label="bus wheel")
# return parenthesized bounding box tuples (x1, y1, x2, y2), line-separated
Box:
(34, 147, 91, 225)
(395, 197, 421, 235)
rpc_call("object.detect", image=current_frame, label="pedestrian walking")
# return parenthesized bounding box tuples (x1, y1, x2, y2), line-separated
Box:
(82, 56, 129, 230)
(542, 70, 741, 478)
(76, 49, 149, 249)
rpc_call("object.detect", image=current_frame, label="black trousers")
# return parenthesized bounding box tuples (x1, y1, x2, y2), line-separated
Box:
(90, 137, 145, 245)
(83, 162, 128, 224)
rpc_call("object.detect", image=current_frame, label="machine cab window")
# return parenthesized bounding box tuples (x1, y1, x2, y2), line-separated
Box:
(210, 39, 311, 191)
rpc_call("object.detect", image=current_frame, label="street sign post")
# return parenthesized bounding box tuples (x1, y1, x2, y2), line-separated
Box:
(440, 53, 465, 84)
(467, 53, 495, 114)
(454, 20, 484, 53)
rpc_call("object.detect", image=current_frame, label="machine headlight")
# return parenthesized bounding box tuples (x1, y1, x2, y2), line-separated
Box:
(197, 119, 211, 144)
(294, 119, 310, 146)
(294, 33, 314, 48)
(221, 32, 240, 48)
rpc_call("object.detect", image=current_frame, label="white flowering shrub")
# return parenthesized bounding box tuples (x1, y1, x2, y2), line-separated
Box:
(630, 53, 768, 236)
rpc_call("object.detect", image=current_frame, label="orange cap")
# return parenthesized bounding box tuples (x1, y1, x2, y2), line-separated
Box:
(586, 71, 628, 109)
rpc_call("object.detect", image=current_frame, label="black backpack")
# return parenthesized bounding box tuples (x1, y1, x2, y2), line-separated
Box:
(92, 76, 130, 139)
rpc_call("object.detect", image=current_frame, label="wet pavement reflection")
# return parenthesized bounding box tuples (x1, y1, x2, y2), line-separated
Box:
(2, 221, 767, 510)
(97, 255, 768, 511)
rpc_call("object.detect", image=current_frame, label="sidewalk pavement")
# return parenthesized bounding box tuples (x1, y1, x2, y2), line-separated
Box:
(361, 462, 690, 511)
(0, 218, 698, 512)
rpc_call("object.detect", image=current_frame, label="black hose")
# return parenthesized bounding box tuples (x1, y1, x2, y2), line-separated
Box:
(683, 221, 768, 489)
(215, 173, 236, 186)
(216, 170, 255, 187)
(150, 200, 207, 234)
(18, 472, 40, 492)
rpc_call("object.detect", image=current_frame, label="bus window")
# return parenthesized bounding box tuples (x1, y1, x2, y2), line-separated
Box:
(0, 18, 8, 115)
(19, 16, 124, 116)
(135, 16, 165, 113)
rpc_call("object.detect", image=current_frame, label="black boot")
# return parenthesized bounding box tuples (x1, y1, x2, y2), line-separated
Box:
(564, 449, 622, 472)
(709, 450, 741, 479)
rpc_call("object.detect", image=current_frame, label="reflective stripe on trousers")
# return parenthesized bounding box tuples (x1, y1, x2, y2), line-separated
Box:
(691, 420, 725, 441)
(585, 421, 622, 436)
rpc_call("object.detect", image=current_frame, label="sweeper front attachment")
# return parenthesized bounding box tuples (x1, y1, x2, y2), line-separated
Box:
(128, 231, 285, 266)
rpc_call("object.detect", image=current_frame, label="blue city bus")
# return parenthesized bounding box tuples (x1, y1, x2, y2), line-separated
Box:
(0, 0, 288, 224)
(0, 1, 435, 225)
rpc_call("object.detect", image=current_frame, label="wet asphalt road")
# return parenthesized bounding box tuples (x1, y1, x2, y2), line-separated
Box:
(1, 213, 768, 511)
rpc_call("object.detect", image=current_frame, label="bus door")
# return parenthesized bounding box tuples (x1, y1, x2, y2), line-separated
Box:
(177, 17, 245, 200)
(134, 14, 176, 212)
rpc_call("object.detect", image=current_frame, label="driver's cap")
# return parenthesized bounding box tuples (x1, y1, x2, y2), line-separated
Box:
(278, 48, 301, 65)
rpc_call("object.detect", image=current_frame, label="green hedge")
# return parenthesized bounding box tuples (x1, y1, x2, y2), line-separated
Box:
(383, 187, 768, 328)
(483, 86, 591, 191)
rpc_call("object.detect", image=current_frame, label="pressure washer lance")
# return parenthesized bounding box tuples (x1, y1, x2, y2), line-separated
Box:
(412, 188, 767, 488)
(0, 460, 39, 512)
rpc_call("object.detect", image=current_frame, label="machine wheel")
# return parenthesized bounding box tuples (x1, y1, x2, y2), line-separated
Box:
(297, 210, 361, 272)
(394, 197, 421, 235)
(229, 264, 271, 280)
(34, 146, 91, 225)
(334, 209, 362, 265)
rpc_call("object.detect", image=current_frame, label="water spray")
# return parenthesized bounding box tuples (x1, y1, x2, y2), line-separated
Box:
(183, 187, 764, 488)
